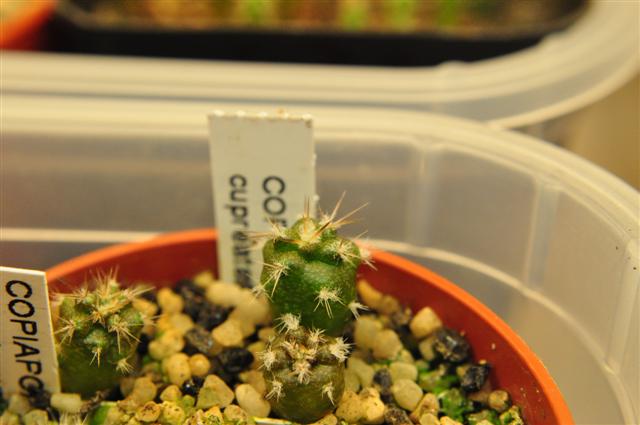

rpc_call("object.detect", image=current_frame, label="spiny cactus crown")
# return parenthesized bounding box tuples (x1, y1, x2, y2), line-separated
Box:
(256, 200, 371, 336)
(55, 272, 146, 396)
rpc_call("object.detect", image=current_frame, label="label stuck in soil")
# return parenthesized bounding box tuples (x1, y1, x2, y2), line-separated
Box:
(208, 110, 316, 287)
(0, 266, 60, 396)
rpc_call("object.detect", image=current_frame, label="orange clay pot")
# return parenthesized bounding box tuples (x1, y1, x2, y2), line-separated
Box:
(46, 229, 573, 425)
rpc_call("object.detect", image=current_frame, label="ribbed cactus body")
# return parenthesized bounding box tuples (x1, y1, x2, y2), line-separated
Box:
(260, 216, 364, 336)
(55, 277, 144, 397)
(262, 327, 347, 423)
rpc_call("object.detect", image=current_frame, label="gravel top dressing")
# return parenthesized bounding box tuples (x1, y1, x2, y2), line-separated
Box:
(0, 273, 524, 425)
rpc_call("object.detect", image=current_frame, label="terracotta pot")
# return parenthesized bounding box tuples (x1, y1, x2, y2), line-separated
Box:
(46, 229, 573, 424)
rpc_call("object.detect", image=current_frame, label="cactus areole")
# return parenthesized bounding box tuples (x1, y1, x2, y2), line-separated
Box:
(54, 275, 145, 397)
(259, 215, 367, 336)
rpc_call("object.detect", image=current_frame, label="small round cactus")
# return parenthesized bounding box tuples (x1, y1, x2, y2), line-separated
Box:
(257, 206, 370, 336)
(261, 323, 348, 423)
(55, 273, 146, 397)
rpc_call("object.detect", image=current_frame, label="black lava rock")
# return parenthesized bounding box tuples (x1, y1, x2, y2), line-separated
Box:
(173, 279, 205, 297)
(196, 305, 230, 331)
(217, 348, 254, 375)
(181, 376, 204, 397)
(434, 327, 471, 363)
(373, 368, 394, 403)
(25, 386, 57, 420)
(461, 362, 491, 393)
(384, 405, 412, 425)
(184, 326, 216, 356)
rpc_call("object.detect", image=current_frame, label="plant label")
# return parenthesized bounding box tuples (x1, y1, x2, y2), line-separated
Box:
(208, 110, 316, 287)
(0, 266, 60, 396)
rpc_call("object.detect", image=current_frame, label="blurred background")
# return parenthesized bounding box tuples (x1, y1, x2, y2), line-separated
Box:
(1, 1, 639, 424)
(2, 0, 637, 186)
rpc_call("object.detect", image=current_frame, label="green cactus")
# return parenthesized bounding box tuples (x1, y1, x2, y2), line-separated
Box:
(257, 206, 370, 336)
(55, 273, 146, 397)
(261, 325, 347, 423)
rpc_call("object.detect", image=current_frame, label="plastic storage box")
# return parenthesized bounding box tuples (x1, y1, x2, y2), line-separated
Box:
(2, 0, 638, 146)
(1, 95, 638, 424)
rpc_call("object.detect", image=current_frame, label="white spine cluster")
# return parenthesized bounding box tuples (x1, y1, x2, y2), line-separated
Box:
(322, 382, 336, 405)
(266, 379, 284, 401)
(314, 288, 343, 318)
(260, 348, 276, 371)
(276, 313, 300, 334)
(293, 360, 311, 384)
(263, 261, 289, 296)
(328, 337, 351, 362)
(348, 300, 369, 319)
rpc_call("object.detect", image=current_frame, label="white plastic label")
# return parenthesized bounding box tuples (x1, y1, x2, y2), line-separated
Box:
(0, 267, 60, 396)
(208, 110, 316, 287)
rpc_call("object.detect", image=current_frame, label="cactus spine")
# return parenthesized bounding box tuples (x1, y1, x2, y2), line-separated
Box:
(257, 201, 370, 423)
(55, 273, 145, 397)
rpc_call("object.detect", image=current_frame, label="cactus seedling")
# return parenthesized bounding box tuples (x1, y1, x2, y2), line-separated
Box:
(257, 202, 370, 336)
(55, 272, 146, 397)
(261, 323, 348, 423)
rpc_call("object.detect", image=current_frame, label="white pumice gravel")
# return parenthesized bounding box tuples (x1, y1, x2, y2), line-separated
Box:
(50, 393, 83, 414)
(391, 379, 423, 411)
(135, 401, 162, 422)
(193, 270, 216, 289)
(169, 313, 195, 334)
(354, 316, 383, 350)
(359, 388, 385, 425)
(347, 357, 376, 388)
(8, 394, 31, 415)
(440, 416, 464, 425)
(206, 282, 245, 307)
(196, 375, 235, 409)
(344, 368, 361, 393)
(22, 409, 48, 425)
(240, 370, 267, 396)
(335, 390, 364, 423)
(129, 377, 158, 406)
(411, 393, 439, 421)
(212, 318, 245, 347)
(160, 385, 182, 402)
(223, 405, 251, 422)
(157, 287, 184, 314)
(357, 280, 383, 310)
(390, 362, 418, 382)
(418, 335, 437, 361)
(189, 353, 212, 377)
(376, 295, 401, 316)
(235, 384, 271, 417)
(312, 413, 338, 425)
(372, 329, 403, 360)
(418, 412, 440, 425)
(488, 389, 511, 412)
(164, 353, 192, 386)
(409, 307, 442, 339)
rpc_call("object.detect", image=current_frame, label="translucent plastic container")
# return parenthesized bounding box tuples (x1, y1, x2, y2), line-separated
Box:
(2, 0, 638, 150)
(1, 95, 638, 424)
